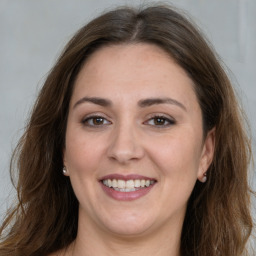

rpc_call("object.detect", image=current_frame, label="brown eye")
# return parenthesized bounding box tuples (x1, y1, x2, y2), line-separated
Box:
(145, 115, 175, 127)
(154, 117, 167, 125)
(92, 117, 104, 125)
(82, 116, 111, 127)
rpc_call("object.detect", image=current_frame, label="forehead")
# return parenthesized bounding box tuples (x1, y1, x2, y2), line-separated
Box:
(72, 43, 198, 109)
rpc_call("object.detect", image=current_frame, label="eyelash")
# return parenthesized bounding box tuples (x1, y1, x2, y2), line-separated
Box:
(81, 115, 175, 128)
(82, 115, 112, 127)
(144, 115, 176, 127)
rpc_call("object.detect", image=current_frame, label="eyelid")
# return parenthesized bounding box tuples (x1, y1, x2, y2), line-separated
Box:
(143, 113, 176, 127)
(80, 112, 175, 128)
(81, 113, 112, 127)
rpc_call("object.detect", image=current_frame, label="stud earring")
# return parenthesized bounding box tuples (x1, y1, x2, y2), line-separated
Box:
(63, 166, 68, 175)
(201, 172, 207, 183)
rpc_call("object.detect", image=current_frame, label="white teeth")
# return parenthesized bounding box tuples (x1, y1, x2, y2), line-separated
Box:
(112, 179, 118, 188)
(126, 180, 135, 189)
(102, 178, 156, 190)
(117, 179, 125, 189)
(134, 179, 141, 188)
(114, 187, 136, 192)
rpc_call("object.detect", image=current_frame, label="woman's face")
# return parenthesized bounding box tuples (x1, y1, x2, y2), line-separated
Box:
(64, 43, 214, 237)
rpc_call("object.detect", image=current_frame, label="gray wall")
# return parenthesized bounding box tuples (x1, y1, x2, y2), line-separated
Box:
(1, 0, 255, 248)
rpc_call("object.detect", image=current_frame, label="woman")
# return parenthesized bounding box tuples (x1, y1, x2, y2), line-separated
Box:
(0, 5, 254, 256)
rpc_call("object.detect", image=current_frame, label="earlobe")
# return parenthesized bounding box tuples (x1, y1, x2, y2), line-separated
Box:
(63, 149, 69, 176)
(201, 172, 207, 183)
(63, 166, 69, 176)
(198, 127, 215, 182)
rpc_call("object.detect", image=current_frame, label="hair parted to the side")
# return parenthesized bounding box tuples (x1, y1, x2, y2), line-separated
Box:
(0, 4, 254, 256)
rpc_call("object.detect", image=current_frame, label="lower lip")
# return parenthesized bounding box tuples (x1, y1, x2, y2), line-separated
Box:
(100, 182, 156, 201)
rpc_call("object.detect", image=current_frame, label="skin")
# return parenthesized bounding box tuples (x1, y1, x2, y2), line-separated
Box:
(60, 43, 215, 256)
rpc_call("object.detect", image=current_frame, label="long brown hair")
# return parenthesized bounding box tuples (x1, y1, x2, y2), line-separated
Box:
(0, 5, 254, 256)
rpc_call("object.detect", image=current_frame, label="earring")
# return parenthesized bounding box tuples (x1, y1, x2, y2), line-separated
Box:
(201, 172, 207, 183)
(63, 166, 68, 175)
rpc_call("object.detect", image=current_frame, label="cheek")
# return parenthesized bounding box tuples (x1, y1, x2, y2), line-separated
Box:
(142, 132, 202, 218)
(64, 128, 105, 176)
(147, 132, 202, 180)
(64, 131, 105, 205)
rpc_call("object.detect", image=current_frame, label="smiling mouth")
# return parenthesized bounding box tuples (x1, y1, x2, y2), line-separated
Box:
(102, 179, 156, 192)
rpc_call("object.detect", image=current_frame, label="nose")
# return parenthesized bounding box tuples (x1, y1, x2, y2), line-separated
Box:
(107, 124, 145, 164)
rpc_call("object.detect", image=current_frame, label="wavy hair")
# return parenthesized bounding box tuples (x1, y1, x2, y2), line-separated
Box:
(0, 5, 254, 256)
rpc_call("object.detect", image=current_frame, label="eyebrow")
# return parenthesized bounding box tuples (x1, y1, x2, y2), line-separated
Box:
(73, 97, 112, 109)
(73, 96, 186, 111)
(138, 98, 187, 111)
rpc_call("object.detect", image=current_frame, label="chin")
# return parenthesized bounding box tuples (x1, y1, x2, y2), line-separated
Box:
(106, 222, 152, 237)
(99, 211, 157, 237)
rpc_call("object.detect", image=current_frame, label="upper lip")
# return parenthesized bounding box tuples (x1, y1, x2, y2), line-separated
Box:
(99, 174, 156, 181)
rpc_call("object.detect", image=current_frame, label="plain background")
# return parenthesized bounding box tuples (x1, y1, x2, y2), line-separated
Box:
(0, 0, 255, 248)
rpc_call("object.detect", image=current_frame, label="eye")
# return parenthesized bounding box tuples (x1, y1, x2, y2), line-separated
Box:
(82, 115, 111, 127)
(145, 115, 175, 127)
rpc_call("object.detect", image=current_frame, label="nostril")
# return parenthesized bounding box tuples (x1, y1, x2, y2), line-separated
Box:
(106, 128, 145, 163)
(107, 143, 145, 164)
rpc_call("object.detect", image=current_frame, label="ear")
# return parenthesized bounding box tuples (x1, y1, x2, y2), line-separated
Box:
(197, 128, 215, 182)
